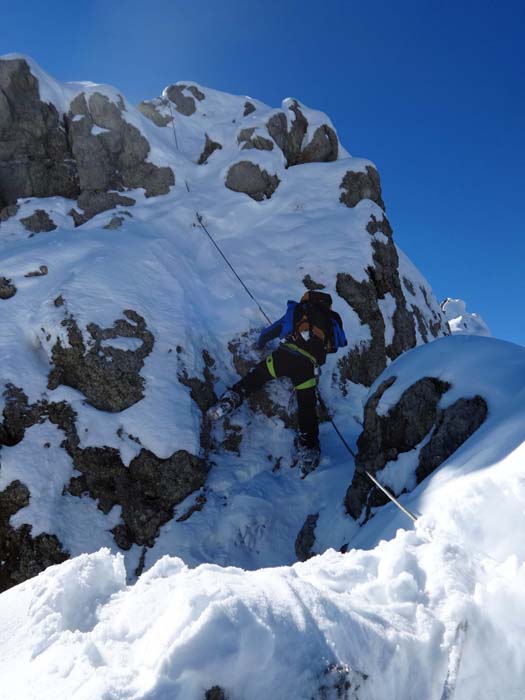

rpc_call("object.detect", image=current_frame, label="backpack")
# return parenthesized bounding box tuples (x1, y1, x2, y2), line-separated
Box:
(292, 291, 337, 353)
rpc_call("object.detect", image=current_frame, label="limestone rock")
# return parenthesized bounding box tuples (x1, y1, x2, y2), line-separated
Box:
(344, 376, 487, 520)
(0, 276, 16, 300)
(295, 513, 319, 561)
(70, 191, 136, 227)
(243, 101, 256, 116)
(165, 83, 205, 116)
(340, 165, 385, 210)
(0, 203, 19, 222)
(138, 99, 173, 127)
(225, 160, 280, 201)
(266, 100, 338, 167)
(0, 58, 80, 206)
(48, 309, 155, 412)
(67, 91, 174, 199)
(198, 134, 223, 165)
(20, 209, 57, 233)
(237, 127, 274, 151)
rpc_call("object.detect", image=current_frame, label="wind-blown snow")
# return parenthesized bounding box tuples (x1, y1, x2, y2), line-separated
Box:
(441, 298, 492, 337)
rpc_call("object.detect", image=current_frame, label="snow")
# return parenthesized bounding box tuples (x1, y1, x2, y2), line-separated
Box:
(442, 297, 492, 337)
(2, 55, 523, 699)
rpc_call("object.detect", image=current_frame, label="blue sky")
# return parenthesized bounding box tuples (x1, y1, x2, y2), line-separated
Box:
(2, 0, 524, 344)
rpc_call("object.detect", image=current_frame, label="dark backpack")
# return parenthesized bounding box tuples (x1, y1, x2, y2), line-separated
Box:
(292, 291, 336, 353)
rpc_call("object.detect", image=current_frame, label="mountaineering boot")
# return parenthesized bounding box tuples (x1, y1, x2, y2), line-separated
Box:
(294, 437, 321, 477)
(207, 388, 242, 420)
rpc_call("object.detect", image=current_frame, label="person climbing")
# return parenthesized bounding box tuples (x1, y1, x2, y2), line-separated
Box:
(207, 290, 347, 475)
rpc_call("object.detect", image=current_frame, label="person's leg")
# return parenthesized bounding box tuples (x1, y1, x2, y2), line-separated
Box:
(295, 385, 319, 448)
(233, 353, 276, 399)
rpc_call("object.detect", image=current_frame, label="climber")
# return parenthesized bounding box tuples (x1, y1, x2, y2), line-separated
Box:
(207, 291, 347, 475)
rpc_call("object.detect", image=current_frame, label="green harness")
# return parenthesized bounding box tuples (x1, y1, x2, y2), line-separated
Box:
(265, 343, 318, 391)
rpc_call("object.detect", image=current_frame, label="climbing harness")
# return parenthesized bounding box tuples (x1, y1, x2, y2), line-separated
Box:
(194, 211, 418, 523)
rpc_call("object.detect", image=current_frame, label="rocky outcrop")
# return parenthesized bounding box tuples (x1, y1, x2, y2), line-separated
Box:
(204, 687, 227, 700)
(225, 161, 280, 201)
(344, 376, 487, 520)
(48, 309, 155, 412)
(165, 83, 205, 116)
(0, 480, 68, 592)
(67, 91, 174, 198)
(336, 214, 418, 387)
(0, 277, 16, 300)
(0, 384, 208, 590)
(20, 209, 57, 233)
(339, 166, 385, 210)
(243, 101, 256, 116)
(70, 191, 136, 227)
(266, 100, 338, 167)
(0, 203, 19, 221)
(295, 513, 318, 561)
(0, 58, 79, 206)
(237, 127, 274, 151)
(198, 134, 223, 165)
(138, 99, 173, 127)
(416, 396, 487, 481)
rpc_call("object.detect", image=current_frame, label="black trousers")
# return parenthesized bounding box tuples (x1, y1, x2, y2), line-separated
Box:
(233, 345, 319, 447)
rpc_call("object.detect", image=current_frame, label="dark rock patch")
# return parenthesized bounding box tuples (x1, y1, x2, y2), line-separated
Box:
(165, 84, 204, 116)
(267, 100, 338, 167)
(20, 209, 57, 233)
(416, 396, 487, 482)
(302, 274, 326, 291)
(336, 214, 417, 387)
(70, 191, 136, 227)
(67, 91, 174, 200)
(315, 664, 368, 700)
(340, 165, 385, 210)
(295, 512, 318, 561)
(0, 203, 19, 222)
(0, 386, 208, 587)
(103, 216, 125, 230)
(24, 265, 48, 278)
(0, 276, 16, 300)
(0, 478, 68, 592)
(225, 161, 280, 201)
(138, 99, 172, 127)
(0, 57, 80, 206)
(71, 446, 208, 548)
(237, 127, 274, 151)
(205, 687, 227, 700)
(48, 309, 154, 412)
(344, 376, 487, 522)
(198, 134, 223, 165)
(403, 276, 416, 296)
(243, 101, 256, 116)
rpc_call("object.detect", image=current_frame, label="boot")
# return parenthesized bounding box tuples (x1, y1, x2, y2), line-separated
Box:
(294, 437, 321, 476)
(207, 388, 243, 421)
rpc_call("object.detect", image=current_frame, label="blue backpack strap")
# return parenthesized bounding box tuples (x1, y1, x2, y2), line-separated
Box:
(330, 316, 348, 351)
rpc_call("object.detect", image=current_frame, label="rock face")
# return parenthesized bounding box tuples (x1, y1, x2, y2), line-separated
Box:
(20, 209, 57, 233)
(337, 214, 433, 387)
(267, 100, 338, 167)
(0, 276, 16, 299)
(48, 309, 155, 412)
(0, 58, 79, 210)
(344, 376, 488, 520)
(67, 91, 174, 198)
(198, 134, 223, 165)
(0, 383, 208, 591)
(225, 160, 280, 200)
(340, 166, 385, 210)
(0, 57, 174, 224)
(165, 83, 205, 116)
(295, 513, 319, 561)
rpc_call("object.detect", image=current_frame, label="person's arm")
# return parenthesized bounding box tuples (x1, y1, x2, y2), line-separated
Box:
(257, 316, 284, 348)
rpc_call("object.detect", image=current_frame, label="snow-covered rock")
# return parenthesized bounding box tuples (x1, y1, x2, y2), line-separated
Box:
(0, 55, 450, 590)
(441, 298, 491, 337)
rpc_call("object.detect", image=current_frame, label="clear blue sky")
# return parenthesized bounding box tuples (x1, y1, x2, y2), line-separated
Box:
(2, 0, 524, 344)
